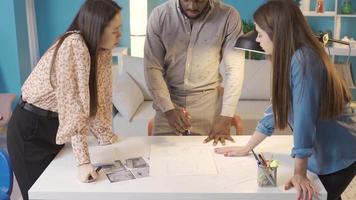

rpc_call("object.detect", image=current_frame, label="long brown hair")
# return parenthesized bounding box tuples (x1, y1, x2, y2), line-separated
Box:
(50, 0, 121, 116)
(253, 0, 351, 129)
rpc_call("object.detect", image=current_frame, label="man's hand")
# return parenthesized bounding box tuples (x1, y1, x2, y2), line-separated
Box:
(164, 107, 191, 135)
(204, 116, 235, 145)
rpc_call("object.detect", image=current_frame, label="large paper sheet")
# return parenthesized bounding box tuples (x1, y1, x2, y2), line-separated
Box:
(89, 145, 116, 166)
(150, 145, 217, 176)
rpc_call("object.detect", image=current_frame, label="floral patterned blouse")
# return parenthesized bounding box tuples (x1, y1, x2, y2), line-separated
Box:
(22, 33, 117, 165)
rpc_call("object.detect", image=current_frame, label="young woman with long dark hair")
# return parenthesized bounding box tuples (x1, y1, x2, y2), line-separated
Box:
(215, 1, 355, 200)
(7, 1, 122, 199)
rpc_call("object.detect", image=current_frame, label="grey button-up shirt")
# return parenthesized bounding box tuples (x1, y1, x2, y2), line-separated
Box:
(144, 0, 245, 117)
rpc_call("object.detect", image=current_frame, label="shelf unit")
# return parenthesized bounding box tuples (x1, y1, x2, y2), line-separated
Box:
(300, 0, 356, 99)
(303, 11, 337, 16)
(326, 46, 356, 56)
(300, 0, 356, 57)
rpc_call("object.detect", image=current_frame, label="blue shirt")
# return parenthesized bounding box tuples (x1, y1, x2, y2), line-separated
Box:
(256, 48, 356, 175)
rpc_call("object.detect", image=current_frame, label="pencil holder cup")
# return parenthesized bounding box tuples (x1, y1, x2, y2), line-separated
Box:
(257, 165, 277, 187)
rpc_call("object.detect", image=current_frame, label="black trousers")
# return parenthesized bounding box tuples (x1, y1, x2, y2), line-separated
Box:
(318, 162, 356, 200)
(7, 104, 64, 200)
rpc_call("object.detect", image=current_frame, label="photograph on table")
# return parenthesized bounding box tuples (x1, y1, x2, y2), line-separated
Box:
(101, 160, 126, 174)
(106, 170, 136, 183)
(131, 167, 150, 178)
(104, 157, 150, 183)
(126, 157, 149, 169)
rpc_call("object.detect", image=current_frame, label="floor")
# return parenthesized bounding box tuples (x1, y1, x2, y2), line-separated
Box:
(0, 134, 355, 200)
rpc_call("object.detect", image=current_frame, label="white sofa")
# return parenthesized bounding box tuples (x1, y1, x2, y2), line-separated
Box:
(112, 56, 288, 136)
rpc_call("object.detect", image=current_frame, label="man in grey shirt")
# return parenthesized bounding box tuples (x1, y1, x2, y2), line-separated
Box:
(144, 0, 245, 145)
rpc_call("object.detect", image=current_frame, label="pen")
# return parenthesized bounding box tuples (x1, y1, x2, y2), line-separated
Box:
(258, 154, 267, 167)
(95, 166, 102, 173)
(253, 150, 276, 186)
(251, 149, 261, 164)
(258, 164, 276, 186)
(182, 108, 191, 135)
(88, 166, 103, 181)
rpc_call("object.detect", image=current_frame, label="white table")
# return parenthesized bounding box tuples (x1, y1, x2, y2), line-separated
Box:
(29, 136, 327, 200)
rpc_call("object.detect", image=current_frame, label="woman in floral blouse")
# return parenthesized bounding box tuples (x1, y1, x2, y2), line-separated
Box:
(7, 0, 122, 199)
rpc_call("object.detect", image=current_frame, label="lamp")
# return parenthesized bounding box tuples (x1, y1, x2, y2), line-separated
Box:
(129, 0, 147, 57)
(235, 31, 351, 62)
(234, 30, 265, 54)
(315, 32, 350, 47)
(315, 32, 351, 64)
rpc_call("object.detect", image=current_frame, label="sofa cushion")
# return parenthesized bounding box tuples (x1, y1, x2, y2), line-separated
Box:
(236, 100, 271, 120)
(240, 59, 271, 100)
(234, 100, 269, 134)
(112, 72, 144, 121)
(113, 101, 154, 136)
(123, 56, 153, 100)
(235, 100, 291, 135)
(221, 59, 271, 100)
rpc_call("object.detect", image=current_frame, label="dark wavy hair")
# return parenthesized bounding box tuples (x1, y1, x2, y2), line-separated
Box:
(51, 0, 121, 116)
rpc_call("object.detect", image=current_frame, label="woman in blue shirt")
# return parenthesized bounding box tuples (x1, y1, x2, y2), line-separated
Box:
(215, 1, 356, 200)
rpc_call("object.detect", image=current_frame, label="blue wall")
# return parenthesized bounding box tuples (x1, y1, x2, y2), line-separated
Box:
(35, 0, 264, 56)
(35, 0, 85, 55)
(35, 0, 130, 56)
(0, 0, 20, 93)
(307, 0, 356, 39)
(2, 0, 355, 98)
(224, 0, 266, 22)
(0, 0, 31, 95)
(148, 0, 167, 15)
(5, 0, 356, 65)
(340, 17, 356, 39)
(14, 0, 32, 90)
(147, 0, 266, 22)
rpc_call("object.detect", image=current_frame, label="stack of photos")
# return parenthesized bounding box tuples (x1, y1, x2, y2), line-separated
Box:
(101, 157, 150, 183)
